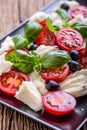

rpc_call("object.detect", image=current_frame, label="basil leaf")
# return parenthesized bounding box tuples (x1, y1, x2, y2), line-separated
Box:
(53, 25, 61, 31)
(5, 50, 42, 74)
(71, 22, 87, 38)
(46, 18, 58, 32)
(24, 21, 42, 42)
(12, 35, 29, 49)
(41, 50, 71, 69)
(55, 8, 69, 20)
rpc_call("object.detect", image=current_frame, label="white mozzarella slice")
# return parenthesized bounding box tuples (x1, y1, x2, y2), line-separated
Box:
(35, 45, 58, 56)
(60, 69, 87, 97)
(69, 14, 86, 25)
(30, 72, 48, 95)
(15, 81, 42, 111)
(30, 11, 48, 23)
(0, 53, 13, 75)
(49, 12, 63, 26)
(0, 36, 14, 54)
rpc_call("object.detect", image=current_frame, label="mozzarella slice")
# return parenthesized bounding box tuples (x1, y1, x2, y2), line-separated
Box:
(0, 53, 13, 75)
(15, 81, 42, 111)
(30, 72, 48, 95)
(60, 69, 87, 97)
(35, 45, 58, 56)
(30, 11, 48, 23)
(49, 12, 63, 26)
(0, 36, 14, 54)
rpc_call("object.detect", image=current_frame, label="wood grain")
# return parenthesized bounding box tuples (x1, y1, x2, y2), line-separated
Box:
(0, 0, 52, 130)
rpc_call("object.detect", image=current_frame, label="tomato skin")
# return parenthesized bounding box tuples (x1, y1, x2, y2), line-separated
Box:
(78, 48, 87, 69)
(40, 64, 69, 82)
(68, 5, 87, 20)
(56, 28, 83, 51)
(39, 20, 46, 27)
(0, 70, 29, 96)
(35, 27, 57, 46)
(42, 91, 76, 116)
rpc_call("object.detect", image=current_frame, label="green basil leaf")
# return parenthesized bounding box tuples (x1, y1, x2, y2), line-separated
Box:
(71, 22, 87, 38)
(55, 8, 69, 20)
(12, 35, 29, 49)
(24, 21, 42, 42)
(5, 50, 42, 74)
(46, 18, 58, 32)
(53, 25, 61, 31)
(41, 50, 71, 69)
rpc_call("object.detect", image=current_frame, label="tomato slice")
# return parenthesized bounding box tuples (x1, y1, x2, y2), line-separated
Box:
(0, 70, 29, 96)
(35, 27, 56, 46)
(79, 48, 87, 69)
(68, 5, 87, 20)
(40, 64, 69, 82)
(42, 91, 76, 116)
(56, 28, 83, 51)
(39, 20, 46, 27)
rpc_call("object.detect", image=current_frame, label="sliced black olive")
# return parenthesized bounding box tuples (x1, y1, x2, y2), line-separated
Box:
(45, 80, 60, 91)
(60, 3, 70, 11)
(70, 50, 80, 61)
(68, 60, 81, 72)
(29, 44, 38, 51)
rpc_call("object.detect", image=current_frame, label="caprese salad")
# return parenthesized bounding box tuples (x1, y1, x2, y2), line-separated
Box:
(0, 0, 87, 116)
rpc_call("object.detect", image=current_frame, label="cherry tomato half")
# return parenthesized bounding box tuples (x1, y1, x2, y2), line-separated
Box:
(0, 70, 29, 96)
(79, 48, 87, 69)
(42, 91, 76, 116)
(40, 64, 69, 82)
(35, 27, 56, 46)
(68, 5, 87, 20)
(56, 28, 83, 51)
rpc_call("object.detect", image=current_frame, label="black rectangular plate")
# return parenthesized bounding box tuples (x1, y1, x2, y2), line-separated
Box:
(0, 0, 87, 130)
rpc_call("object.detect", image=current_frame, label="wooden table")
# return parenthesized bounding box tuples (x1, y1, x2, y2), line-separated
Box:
(0, 0, 52, 130)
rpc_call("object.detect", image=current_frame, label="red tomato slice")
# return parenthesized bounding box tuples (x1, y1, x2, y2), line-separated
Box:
(0, 70, 29, 96)
(56, 28, 83, 51)
(40, 64, 69, 82)
(79, 48, 87, 69)
(68, 5, 87, 20)
(39, 20, 46, 27)
(42, 91, 76, 116)
(35, 27, 56, 46)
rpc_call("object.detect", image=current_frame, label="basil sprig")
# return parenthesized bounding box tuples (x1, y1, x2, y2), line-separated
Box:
(5, 50, 42, 74)
(70, 22, 87, 38)
(12, 35, 29, 49)
(41, 50, 71, 69)
(6, 49, 71, 74)
(55, 8, 69, 21)
(24, 21, 42, 43)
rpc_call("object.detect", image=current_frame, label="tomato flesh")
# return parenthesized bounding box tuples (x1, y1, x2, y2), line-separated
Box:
(68, 5, 87, 20)
(40, 64, 69, 82)
(56, 28, 83, 51)
(42, 91, 76, 116)
(79, 48, 87, 69)
(0, 70, 29, 96)
(35, 27, 56, 46)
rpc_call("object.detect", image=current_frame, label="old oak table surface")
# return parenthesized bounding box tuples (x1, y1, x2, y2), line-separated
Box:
(0, 0, 52, 130)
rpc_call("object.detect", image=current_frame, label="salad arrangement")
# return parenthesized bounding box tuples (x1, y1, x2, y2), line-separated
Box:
(0, 0, 87, 116)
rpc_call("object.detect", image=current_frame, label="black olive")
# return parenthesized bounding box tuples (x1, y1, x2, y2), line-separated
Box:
(29, 44, 38, 50)
(45, 80, 60, 91)
(60, 3, 70, 11)
(68, 61, 81, 72)
(70, 50, 80, 61)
